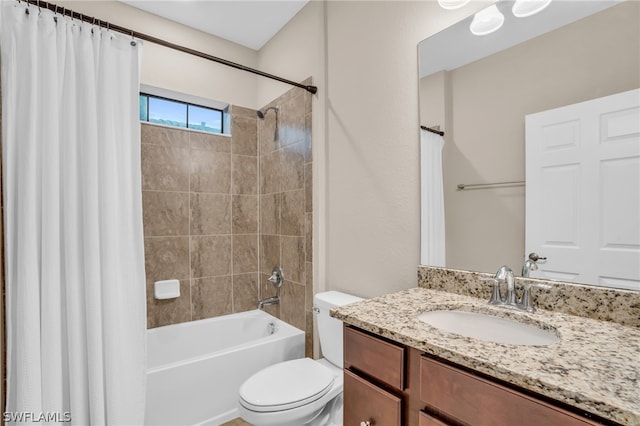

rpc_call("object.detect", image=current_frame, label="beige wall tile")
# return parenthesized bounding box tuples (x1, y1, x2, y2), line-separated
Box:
(141, 144, 190, 191)
(190, 132, 231, 153)
(230, 105, 256, 119)
(190, 236, 232, 278)
(254, 87, 312, 341)
(258, 112, 278, 155)
(260, 235, 280, 275)
(191, 193, 231, 235)
(280, 281, 306, 331)
(146, 280, 191, 328)
(232, 195, 258, 234)
(191, 276, 233, 320)
(281, 143, 304, 191)
(281, 236, 304, 284)
(232, 155, 258, 195)
(259, 150, 281, 195)
(233, 273, 259, 313)
(279, 95, 307, 147)
(232, 234, 258, 274)
(231, 115, 258, 156)
(190, 150, 231, 194)
(281, 189, 304, 236)
(141, 123, 189, 148)
(142, 191, 189, 236)
(260, 193, 280, 236)
(144, 237, 190, 283)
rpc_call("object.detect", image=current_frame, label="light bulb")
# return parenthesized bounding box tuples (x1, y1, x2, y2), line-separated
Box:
(512, 0, 552, 17)
(437, 0, 471, 10)
(470, 4, 505, 36)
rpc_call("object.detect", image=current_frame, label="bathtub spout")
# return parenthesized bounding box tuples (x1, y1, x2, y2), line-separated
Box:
(258, 296, 280, 309)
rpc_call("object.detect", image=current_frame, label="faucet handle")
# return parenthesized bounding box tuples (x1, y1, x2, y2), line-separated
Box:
(528, 252, 547, 262)
(520, 283, 552, 312)
(480, 277, 502, 305)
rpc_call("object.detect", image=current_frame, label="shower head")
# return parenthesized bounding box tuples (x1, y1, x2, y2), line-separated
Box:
(257, 106, 279, 120)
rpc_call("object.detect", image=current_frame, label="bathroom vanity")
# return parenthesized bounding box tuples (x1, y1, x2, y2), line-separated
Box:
(333, 269, 640, 426)
(343, 326, 610, 426)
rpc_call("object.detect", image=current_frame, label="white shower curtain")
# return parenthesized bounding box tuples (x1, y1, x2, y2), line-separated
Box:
(2, 3, 146, 425)
(420, 129, 446, 266)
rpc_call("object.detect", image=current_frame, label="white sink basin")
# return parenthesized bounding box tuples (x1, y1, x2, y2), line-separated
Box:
(417, 310, 560, 346)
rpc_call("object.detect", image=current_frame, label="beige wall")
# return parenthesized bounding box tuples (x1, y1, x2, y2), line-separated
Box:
(61, 1, 260, 109)
(322, 1, 488, 298)
(420, 1, 640, 274)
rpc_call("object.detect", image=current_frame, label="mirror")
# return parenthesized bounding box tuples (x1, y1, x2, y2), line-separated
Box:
(418, 0, 639, 288)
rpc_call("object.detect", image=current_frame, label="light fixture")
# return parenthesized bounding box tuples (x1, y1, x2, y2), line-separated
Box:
(470, 4, 505, 36)
(437, 0, 471, 10)
(512, 0, 552, 17)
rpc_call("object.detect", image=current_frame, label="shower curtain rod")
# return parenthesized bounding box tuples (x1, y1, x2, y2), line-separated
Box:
(21, 0, 318, 95)
(421, 125, 445, 136)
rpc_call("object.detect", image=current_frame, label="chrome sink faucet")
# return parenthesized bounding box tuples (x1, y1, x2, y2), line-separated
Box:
(496, 265, 517, 306)
(482, 265, 550, 312)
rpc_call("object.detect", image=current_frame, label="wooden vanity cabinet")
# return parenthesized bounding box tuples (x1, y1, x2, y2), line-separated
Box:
(343, 325, 611, 426)
(419, 356, 605, 426)
(343, 326, 408, 426)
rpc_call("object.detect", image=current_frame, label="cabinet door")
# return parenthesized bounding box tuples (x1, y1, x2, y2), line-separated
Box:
(420, 357, 601, 426)
(344, 369, 402, 426)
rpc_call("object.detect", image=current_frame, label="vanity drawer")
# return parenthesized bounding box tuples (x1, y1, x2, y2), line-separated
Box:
(344, 369, 402, 426)
(419, 411, 449, 426)
(344, 326, 405, 390)
(420, 357, 600, 426)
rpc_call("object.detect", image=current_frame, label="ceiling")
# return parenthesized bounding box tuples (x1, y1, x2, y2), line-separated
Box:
(121, 0, 310, 50)
(419, 0, 622, 78)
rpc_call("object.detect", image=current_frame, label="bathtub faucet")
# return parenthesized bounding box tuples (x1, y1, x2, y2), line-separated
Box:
(258, 266, 284, 309)
(258, 296, 280, 309)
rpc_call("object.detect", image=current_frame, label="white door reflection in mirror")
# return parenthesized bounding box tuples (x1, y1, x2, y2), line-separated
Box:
(526, 89, 640, 290)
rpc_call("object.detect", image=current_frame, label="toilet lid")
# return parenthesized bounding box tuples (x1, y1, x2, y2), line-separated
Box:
(239, 358, 335, 412)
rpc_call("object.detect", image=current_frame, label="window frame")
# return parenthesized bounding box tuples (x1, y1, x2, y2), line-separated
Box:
(139, 92, 225, 134)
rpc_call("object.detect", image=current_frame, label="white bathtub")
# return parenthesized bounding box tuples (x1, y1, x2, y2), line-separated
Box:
(144, 309, 305, 426)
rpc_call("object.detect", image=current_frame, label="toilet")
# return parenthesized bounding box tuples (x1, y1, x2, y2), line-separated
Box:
(238, 291, 363, 426)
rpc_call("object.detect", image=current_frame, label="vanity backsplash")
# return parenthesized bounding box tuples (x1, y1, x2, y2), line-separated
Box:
(418, 265, 640, 328)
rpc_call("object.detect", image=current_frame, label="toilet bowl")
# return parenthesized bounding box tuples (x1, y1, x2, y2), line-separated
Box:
(238, 291, 363, 426)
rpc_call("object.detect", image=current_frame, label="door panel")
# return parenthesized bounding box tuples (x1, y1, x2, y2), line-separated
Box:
(526, 89, 640, 289)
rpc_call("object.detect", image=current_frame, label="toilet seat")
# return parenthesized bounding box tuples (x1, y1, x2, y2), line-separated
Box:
(239, 358, 335, 413)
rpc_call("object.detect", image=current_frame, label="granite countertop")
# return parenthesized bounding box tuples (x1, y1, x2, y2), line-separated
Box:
(331, 287, 640, 425)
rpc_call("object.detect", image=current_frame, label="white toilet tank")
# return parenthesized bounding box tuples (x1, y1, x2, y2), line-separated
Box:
(313, 291, 363, 368)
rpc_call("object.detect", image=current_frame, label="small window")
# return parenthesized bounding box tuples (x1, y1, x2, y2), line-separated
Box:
(139, 93, 224, 134)
(188, 104, 223, 133)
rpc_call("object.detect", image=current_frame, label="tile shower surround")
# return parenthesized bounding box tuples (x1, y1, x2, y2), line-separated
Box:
(142, 82, 313, 355)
